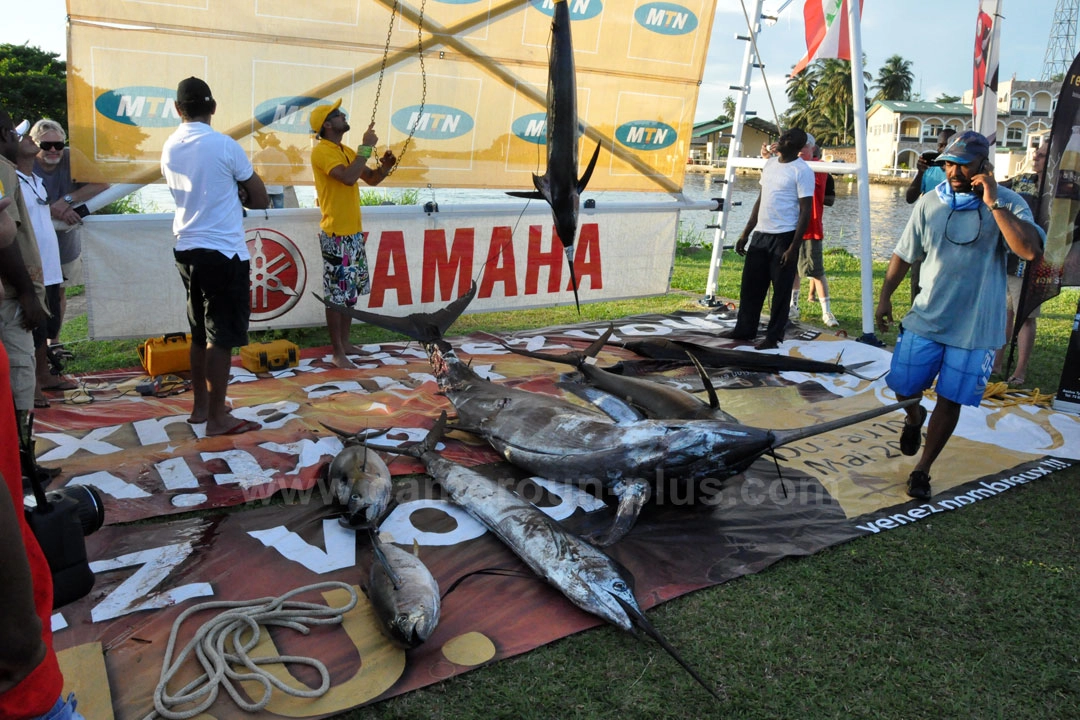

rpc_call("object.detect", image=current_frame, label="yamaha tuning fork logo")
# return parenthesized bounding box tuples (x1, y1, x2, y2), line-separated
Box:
(247, 229, 307, 321)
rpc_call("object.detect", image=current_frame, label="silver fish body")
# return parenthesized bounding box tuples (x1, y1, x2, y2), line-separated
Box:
(367, 536, 441, 649)
(328, 445, 392, 528)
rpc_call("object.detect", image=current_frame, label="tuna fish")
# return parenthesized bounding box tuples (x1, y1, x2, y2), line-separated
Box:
(367, 532, 441, 649)
(325, 442, 392, 529)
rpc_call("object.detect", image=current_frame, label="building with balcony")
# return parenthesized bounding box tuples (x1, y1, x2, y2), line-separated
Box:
(866, 78, 1057, 178)
(690, 117, 780, 165)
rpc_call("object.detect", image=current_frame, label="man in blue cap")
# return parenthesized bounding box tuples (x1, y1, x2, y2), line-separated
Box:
(875, 131, 1043, 500)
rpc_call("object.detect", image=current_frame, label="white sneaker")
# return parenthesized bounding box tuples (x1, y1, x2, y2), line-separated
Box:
(822, 311, 839, 328)
(789, 302, 799, 316)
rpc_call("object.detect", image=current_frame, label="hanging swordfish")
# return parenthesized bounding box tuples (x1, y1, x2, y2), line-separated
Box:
(507, 0, 601, 313)
(317, 285, 918, 546)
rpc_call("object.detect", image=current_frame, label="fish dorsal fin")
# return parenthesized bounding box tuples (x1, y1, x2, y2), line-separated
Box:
(686, 351, 720, 410)
(577, 142, 601, 192)
(412, 539, 421, 558)
(582, 324, 614, 363)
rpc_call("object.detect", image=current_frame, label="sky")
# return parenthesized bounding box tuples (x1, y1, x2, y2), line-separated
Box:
(1, 0, 1058, 125)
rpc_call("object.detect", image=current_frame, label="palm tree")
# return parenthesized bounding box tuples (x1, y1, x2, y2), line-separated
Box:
(722, 95, 736, 121)
(873, 54, 914, 102)
(784, 64, 820, 136)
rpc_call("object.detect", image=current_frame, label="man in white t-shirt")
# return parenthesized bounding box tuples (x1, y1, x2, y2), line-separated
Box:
(15, 124, 67, 406)
(722, 128, 814, 350)
(161, 77, 269, 437)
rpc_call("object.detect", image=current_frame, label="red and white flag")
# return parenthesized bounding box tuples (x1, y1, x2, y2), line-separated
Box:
(972, 0, 1002, 144)
(792, 0, 864, 76)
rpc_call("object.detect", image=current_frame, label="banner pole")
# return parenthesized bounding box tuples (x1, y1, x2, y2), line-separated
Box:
(846, 0, 878, 344)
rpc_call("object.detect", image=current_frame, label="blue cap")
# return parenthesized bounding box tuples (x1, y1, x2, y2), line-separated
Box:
(937, 131, 990, 165)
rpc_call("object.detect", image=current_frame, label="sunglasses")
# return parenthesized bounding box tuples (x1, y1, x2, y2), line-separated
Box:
(38, 141, 65, 152)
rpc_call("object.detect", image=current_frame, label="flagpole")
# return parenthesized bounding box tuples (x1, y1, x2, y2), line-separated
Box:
(845, 0, 876, 343)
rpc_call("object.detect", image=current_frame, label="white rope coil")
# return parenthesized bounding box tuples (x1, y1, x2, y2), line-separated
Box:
(144, 582, 358, 720)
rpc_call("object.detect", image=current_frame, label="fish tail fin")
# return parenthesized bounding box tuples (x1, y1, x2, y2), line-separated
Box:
(506, 190, 545, 200)
(770, 399, 919, 448)
(577, 142, 601, 192)
(313, 282, 476, 345)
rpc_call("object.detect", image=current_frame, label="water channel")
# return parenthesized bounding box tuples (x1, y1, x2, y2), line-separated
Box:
(135, 170, 915, 262)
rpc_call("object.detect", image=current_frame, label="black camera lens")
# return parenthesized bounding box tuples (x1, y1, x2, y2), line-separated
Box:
(46, 486, 105, 535)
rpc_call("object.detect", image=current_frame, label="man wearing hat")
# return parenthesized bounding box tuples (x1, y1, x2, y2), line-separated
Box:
(161, 77, 270, 437)
(309, 100, 396, 369)
(875, 131, 1043, 500)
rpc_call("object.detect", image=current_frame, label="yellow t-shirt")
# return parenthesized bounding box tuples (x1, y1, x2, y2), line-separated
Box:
(311, 138, 362, 236)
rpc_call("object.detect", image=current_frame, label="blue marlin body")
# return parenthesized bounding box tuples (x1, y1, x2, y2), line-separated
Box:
(317, 286, 917, 546)
(507, 0, 601, 312)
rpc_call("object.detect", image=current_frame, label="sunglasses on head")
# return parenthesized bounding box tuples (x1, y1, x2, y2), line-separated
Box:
(38, 141, 65, 152)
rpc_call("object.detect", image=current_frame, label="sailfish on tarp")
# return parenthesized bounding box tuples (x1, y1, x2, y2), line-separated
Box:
(508, 0, 601, 313)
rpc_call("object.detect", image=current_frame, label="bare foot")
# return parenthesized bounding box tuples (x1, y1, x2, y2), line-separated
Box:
(345, 344, 368, 355)
(206, 418, 260, 436)
(331, 355, 358, 369)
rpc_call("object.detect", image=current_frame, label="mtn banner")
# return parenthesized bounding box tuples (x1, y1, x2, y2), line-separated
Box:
(65, 0, 715, 192)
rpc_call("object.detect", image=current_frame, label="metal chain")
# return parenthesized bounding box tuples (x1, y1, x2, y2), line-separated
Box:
(369, 0, 398, 130)
(386, 0, 427, 176)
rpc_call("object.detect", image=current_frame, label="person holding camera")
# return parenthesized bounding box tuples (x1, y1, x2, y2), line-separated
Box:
(904, 128, 957, 303)
(161, 77, 269, 437)
(309, 100, 396, 369)
(0, 191, 85, 720)
(875, 131, 1043, 500)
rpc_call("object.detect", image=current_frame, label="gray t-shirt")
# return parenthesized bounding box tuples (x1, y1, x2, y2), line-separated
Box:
(33, 150, 81, 264)
(894, 185, 1043, 349)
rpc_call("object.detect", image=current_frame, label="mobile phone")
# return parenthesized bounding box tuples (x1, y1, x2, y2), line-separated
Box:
(922, 151, 942, 166)
(74, 204, 90, 218)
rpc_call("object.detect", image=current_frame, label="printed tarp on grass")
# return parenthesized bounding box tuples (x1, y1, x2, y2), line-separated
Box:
(41, 312, 1080, 719)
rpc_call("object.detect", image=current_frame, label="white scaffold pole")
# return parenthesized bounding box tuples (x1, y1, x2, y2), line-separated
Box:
(847, 0, 878, 344)
(702, 0, 766, 305)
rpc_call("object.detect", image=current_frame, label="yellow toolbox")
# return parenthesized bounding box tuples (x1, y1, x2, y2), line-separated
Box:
(138, 333, 192, 376)
(240, 340, 300, 373)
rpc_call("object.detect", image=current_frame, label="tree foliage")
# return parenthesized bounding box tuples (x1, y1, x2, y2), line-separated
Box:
(872, 54, 914, 102)
(0, 44, 67, 129)
(782, 57, 870, 147)
(935, 93, 961, 104)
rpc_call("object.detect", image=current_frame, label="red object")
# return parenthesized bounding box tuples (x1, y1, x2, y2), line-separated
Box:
(0, 342, 63, 719)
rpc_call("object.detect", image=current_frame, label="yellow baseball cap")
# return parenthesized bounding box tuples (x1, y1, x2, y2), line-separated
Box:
(309, 99, 342, 134)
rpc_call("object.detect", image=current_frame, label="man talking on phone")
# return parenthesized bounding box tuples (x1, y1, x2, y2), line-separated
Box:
(875, 131, 1043, 500)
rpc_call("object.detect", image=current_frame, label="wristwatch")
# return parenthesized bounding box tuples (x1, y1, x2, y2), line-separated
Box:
(63, 194, 74, 204)
(990, 199, 1009, 212)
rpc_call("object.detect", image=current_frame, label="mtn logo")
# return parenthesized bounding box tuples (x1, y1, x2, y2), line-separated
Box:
(634, 2, 698, 35)
(616, 120, 677, 150)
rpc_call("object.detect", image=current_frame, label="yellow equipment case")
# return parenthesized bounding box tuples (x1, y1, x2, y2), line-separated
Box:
(138, 333, 192, 376)
(240, 340, 300, 373)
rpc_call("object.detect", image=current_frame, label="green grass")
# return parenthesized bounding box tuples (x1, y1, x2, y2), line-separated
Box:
(56, 248, 1080, 719)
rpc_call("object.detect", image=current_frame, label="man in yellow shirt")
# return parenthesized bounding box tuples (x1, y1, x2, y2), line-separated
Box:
(309, 100, 396, 368)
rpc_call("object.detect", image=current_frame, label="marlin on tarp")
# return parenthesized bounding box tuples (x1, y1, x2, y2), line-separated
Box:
(365, 410, 722, 701)
(503, 325, 739, 423)
(618, 337, 881, 380)
(506, 0, 601, 313)
(317, 287, 917, 545)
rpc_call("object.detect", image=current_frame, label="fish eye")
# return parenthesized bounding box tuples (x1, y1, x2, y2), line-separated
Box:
(613, 581, 627, 592)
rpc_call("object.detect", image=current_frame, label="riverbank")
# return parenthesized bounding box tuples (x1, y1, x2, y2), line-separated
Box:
(685, 163, 914, 185)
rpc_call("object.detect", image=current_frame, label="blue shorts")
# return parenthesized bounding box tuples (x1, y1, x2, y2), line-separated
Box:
(886, 330, 994, 407)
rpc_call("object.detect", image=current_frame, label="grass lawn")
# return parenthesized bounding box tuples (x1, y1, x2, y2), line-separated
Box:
(58, 248, 1080, 719)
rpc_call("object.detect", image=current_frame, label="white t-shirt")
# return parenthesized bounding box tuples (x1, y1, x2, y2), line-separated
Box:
(17, 171, 63, 286)
(161, 122, 254, 259)
(755, 157, 815, 234)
